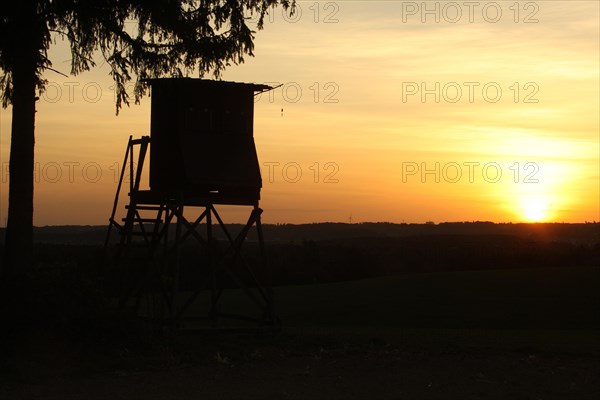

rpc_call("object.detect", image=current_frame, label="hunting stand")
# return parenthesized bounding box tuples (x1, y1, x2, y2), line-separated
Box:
(104, 79, 278, 332)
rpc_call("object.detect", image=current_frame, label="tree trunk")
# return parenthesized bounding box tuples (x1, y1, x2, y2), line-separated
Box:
(2, 57, 37, 278)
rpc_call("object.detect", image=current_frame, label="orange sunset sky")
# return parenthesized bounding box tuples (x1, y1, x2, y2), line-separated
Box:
(0, 1, 599, 226)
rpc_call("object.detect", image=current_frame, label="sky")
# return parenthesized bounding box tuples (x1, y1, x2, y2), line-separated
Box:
(0, 0, 599, 226)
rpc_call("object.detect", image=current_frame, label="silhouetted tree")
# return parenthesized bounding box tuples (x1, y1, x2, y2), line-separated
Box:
(0, 0, 293, 277)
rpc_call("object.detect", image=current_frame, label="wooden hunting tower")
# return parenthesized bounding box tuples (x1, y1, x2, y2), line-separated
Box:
(148, 78, 271, 203)
(105, 79, 277, 332)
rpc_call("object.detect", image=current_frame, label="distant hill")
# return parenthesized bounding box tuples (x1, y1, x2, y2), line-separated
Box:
(0, 222, 598, 287)
(0, 221, 597, 245)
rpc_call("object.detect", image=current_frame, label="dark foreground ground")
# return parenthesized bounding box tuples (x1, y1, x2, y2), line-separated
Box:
(1, 224, 598, 399)
(2, 265, 599, 399)
(3, 331, 599, 400)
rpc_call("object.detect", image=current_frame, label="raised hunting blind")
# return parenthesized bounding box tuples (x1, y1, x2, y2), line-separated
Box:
(105, 79, 278, 332)
(148, 79, 270, 203)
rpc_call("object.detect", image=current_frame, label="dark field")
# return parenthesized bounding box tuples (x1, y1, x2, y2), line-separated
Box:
(1, 223, 599, 399)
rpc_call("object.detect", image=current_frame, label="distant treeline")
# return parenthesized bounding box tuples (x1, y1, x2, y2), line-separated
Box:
(267, 234, 600, 285)
(1, 221, 598, 245)
(1, 222, 598, 286)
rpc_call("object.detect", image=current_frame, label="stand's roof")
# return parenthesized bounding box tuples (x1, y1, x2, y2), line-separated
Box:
(144, 78, 273, 93)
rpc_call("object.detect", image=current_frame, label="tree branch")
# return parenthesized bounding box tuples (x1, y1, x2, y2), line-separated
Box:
(46, 67, 68, 78)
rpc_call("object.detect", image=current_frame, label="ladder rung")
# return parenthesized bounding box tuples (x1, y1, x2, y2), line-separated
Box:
(122, 218, 162, 223)
(126, 205, 164, 211)
(130, 137, 150, 145)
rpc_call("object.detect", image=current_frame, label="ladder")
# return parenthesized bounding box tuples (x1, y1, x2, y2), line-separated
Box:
(104, 136, 279, 332)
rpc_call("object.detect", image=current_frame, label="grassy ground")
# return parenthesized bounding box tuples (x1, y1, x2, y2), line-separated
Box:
(179, 266, 600, 353)
(2, 265, 599, 399)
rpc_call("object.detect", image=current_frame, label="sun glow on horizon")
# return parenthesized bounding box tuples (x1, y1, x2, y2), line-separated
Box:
(520, 195, 553, 222)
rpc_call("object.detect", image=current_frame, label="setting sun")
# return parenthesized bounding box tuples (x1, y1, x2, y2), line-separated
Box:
(521, 195, 552, 222)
